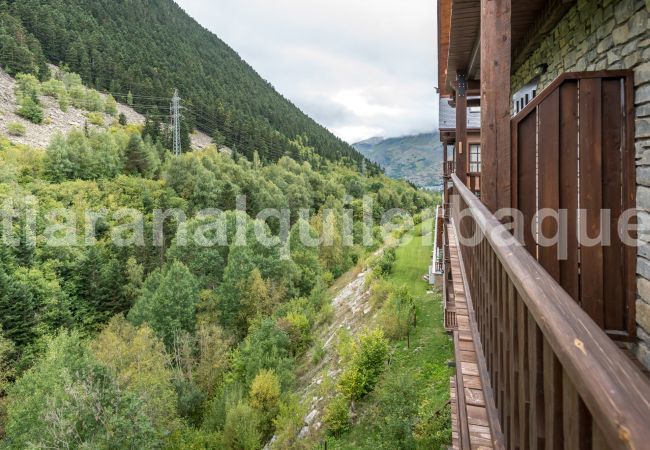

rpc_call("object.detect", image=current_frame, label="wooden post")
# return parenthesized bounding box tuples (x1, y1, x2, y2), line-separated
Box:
(481, 0, 511, 212)
(456, 73, 468, 186)
(443, 140, 448, 196)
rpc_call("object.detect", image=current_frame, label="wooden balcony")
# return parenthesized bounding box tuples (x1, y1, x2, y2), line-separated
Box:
(444, 161, 456, 179)
(446, 174, 650, 449)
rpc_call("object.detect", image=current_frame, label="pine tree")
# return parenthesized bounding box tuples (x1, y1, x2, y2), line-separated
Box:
(128, 261, 200, 347)
(124, 133, 160, 178)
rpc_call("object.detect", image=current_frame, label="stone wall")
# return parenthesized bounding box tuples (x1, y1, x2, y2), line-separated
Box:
(511, 0, 650, 368)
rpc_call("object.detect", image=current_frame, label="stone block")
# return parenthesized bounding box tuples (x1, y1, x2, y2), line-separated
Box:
(616, 0, 638, 23)
(636, 148, 650, 166)
(624, 53, 640, 67)
(638, 255, 650, 279)
(639, 277, 650, 303)
(598, 36, 614, 53)
(574, 59, 587, 72)
(638, 165, 650, 187)
(596, 19, 616, 40)
(612, 24, 630, 44)
(636, 83, 650, 104)
(637, 186, 650, 211)
(608, 49, 622, 65)
(637, 63, 650, 85)
(637, 297, 650, 333)
(629, 9, 649, 38)
(638, 117, 650, 138)
(637, 103, 650, 117)
(621, 39, 639, 56)
(636, 340, 650, 370)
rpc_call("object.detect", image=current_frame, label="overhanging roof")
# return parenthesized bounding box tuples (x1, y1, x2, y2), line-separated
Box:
(439, 0, 576, 94)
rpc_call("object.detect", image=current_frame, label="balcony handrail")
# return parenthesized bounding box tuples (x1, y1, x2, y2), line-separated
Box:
(450, 173, 650, 448)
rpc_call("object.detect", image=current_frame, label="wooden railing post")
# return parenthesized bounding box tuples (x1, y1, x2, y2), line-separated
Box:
(456, 72, 468, 186)
(480, 0, 511, 213)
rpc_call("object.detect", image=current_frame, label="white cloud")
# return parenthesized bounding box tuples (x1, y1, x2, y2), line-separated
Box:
(175, 0, 439, 143)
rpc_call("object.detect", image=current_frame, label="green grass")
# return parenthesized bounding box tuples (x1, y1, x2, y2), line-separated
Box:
(326, 219, 454, 449)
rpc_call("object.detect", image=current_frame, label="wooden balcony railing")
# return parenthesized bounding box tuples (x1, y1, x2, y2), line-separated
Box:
(450, 173, 650, 450)
(444, 161, 455, 179)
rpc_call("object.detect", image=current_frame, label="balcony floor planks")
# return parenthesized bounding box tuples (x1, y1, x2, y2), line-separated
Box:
(447, 223, 497, 449)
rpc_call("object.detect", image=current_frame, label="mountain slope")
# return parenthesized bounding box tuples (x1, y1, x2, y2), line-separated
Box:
(0, 0, 375, 170)
(354, 132, 443, 188)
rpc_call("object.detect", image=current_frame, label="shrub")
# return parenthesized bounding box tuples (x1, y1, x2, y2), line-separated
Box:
(87, 111, 105, 126)
(222, 401, 262, 450)
(58, 92, 70, 112)
(6, 122, 26, 137)
(369, 279, 393, 308)
(324, 396, 350, 436)
(14, 73, 41, 100)
(378, 286, 415, 340)
(322, 271, 334, 286)
(41, 79, 65, 98)
(310, 340, 326, 365)
(249, 369, 280, 412)
(271, 395, 307, 449)
(17, 97, 43, 124)
(337, 328, 389, 400)
(373, 372, 419, 446)
(84, 90, 104, 112)
(105, 94, 118, 116)
(372, 246, 396, 277)
(119, 112, 128, 125)
(356, 328, 389, 388)
(337, 365, 367, 401)
(249, 369, 281, 438)
(277, 312, 311, 355)
(202, 381, 245, 432)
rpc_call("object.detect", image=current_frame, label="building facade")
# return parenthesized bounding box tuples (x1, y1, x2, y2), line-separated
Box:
(435, 0, 650, 448)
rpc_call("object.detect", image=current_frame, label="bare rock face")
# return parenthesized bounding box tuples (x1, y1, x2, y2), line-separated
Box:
(0, 67, 212, 150)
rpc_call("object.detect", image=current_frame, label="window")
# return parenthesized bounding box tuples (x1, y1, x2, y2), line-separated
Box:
(469, 144, 481, 173)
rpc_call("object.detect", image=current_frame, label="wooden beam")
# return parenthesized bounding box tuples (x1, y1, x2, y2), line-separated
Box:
(456, 72, 468, 186)
(481, 0, 511, 213)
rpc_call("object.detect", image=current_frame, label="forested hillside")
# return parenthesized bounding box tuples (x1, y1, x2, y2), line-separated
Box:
(0, 0, 376, 171)
(0, 68, 434, 447)
(354, 132, 443, 188)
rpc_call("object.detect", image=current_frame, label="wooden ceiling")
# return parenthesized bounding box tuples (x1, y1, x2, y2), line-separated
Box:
(439, 0, 575, 94)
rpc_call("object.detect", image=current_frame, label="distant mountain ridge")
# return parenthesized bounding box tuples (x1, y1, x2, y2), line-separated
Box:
(354, 132, 443, 188)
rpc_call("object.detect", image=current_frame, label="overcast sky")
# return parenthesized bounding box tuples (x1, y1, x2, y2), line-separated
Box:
(175, 0, 439, 143)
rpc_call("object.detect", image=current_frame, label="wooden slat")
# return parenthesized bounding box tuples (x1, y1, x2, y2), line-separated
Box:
(578, 78, 604, 326)
(528, 313, 545, 450)
(622, 73, 637, 339)
(601, 78, 625, 333)
(558, 81, 580, 302)
(537, 88, 560, 281)
(517, 297, 530, 449)
(455, 331, 472, 449)
(509, 281, 519, 449)
(543, 340, 563, 450)
(562, 372, 592, 450)
(517, 111, 537, 256)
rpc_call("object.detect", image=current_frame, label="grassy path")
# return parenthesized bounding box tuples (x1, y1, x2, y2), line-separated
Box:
(327, 219, 454, 449)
